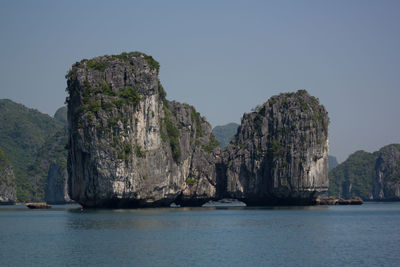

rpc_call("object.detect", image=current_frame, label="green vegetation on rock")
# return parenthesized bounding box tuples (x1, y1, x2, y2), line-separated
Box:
(202, 135, 219, 153)
(86, 60, 107, 72)
(190, 107, 204, 137)
(119, 86, 141, 106)
(186, 177, 197, 186)
(110, 52, 160, 72)
(162, 110, 181, 162)
(135, 145, 144, 158)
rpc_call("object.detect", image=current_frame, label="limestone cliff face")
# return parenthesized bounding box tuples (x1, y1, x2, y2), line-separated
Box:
(0, 148, 16, 204)
(221, 90, 329, 205)
(373, 144, 400, 200)
(66, 52, 220, 207)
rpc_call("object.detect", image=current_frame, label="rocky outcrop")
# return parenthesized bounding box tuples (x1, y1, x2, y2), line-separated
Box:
(66, 52, 220, 208)
(315, 196, 363, 205)
(0, 148, 16, 204)
(66, 52, 330, 208)
(220, 90, 329, 205)
(373, 144, 400, 200)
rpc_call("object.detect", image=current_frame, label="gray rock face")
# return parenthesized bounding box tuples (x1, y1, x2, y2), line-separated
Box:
(66, 52, 220, 208)
(0, 149, 16, 204)
(373, 144, 400, 200)
(220, 90, 329, 205)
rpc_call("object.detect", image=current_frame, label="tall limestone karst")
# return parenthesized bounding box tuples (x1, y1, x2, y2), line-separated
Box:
(66, 52, 220, 208)
(0, 148, 16, 204)
(66, 52, 330, 207)
(220, 90, 329, 205)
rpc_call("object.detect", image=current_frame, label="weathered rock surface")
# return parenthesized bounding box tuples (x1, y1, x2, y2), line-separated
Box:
(66, 52, 220, 208)
(373, 144, 400, 200)
(0, 148, 16, 204)
(220, 90, 329, 205)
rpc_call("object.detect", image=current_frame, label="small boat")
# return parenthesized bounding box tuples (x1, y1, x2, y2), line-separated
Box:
(26, 203, 52, 209)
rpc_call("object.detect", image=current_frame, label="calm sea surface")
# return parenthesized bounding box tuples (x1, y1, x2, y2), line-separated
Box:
(1, 202, 399, 266)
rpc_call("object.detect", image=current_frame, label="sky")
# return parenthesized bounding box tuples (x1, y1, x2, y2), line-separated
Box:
(0, 0, 399, 162)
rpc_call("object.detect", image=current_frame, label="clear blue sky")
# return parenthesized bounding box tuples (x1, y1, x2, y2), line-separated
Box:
(1, 0, 399, 162)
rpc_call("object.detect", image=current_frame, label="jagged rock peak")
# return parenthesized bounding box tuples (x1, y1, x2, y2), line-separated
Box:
(221, 90, 329, 205)
(66, 52, 220, 208)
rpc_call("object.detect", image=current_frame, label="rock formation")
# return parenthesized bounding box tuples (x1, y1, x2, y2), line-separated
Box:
(220, 90, 329, 205)
(66, 52, 220, 208)
(373, 144, 400, 200)
(0, 148, 16, 204)
(66, 52, 330, 208)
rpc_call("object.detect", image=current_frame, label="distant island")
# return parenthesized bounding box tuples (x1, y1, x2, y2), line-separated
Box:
(212, 123, 239, 148)
(329, 144, 400, 201)
(0, 100, 70, 204)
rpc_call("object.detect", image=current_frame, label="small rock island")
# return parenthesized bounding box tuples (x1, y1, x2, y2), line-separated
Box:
(66, 52, 329, 208)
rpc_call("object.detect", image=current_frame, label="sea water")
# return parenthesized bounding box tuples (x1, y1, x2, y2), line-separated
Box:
(0, 203, 399, 266)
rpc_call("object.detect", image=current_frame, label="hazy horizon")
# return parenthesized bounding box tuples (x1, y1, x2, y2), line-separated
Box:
(1, 0, 399, 162)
